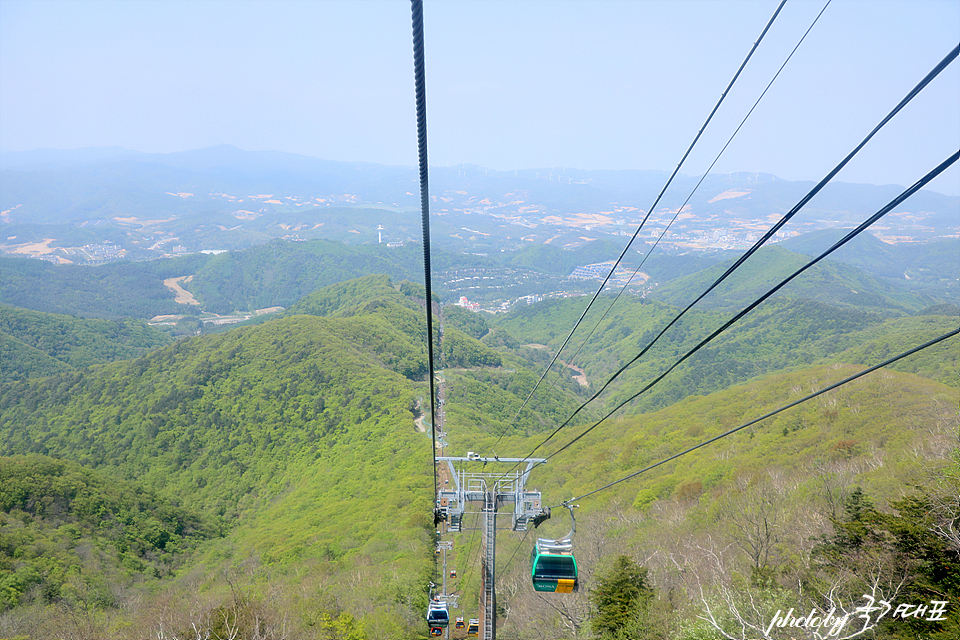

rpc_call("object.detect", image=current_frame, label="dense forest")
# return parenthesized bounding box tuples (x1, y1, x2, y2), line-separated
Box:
(5, 234, 956, 321)
(0, 305, 173, 383)
(0, 254, 210, 319)
(0, 237, 956, 638)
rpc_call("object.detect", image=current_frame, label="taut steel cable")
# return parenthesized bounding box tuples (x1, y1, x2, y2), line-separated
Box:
(410, 0, 440, 527)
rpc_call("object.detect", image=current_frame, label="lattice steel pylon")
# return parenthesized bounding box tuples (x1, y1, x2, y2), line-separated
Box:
(480, 490, 496, 640)
(435, 455, 547, 640)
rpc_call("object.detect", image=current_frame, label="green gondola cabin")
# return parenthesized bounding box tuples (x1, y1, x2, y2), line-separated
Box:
(530, 538, 578, 593)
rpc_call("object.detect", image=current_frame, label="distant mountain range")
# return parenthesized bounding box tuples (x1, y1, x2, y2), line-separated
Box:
(2, 146, 957, 265)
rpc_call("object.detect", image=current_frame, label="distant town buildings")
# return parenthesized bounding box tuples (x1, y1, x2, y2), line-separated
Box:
(568, 261, 649, 286)
(456, 296, 481, 311)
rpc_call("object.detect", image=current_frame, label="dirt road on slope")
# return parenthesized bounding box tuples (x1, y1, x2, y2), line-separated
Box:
(164, 276, 201, 306)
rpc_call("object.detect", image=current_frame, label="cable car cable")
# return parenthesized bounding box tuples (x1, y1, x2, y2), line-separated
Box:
(510, 43, 959, 467)
(550, 43, 959, 448)
(544, 150, 958, 461)
(494, 527, 533, 583)
(410, 0, 444, 585)
(453, 511, 482, 596)
(520, 0, 832, 426)
(548, 325, 959, 507)
(491, 0, 788, 451)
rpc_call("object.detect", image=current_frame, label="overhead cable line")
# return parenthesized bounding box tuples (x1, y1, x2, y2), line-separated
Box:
(529, 0, 832, 420)
(545, 149, 958, 460)
(494, 527, 533, 583)
(451, 511, 481, 596)
(410, 0, 441, 524)
(513, 43, 959, 465)
(551, 325, 959, 507)
(492, 0, 788, 449)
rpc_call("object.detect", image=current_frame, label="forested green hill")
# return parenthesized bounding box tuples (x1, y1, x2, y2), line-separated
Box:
(0, 333, 72, 382)
(0, 254, 210, 319)
(286, 273, 421, 317)
(499, 239, 628, 275)
(0, 308, 439, 633)
(0, 273, 956, 639)
(186, 239, 492, 314)
(780, 231, 959, 285)
(0, 304, 173, 383)
(0, 278, 593, 634)
(490, 290, 958, 414)
(0, 454, 217, 610)
(648, 245, 939, 314)
(491, 364, 958, 640)
(0, 312, 425, 512)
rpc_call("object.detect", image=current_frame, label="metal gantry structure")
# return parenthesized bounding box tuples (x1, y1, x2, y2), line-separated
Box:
(435, 455, 547, 640)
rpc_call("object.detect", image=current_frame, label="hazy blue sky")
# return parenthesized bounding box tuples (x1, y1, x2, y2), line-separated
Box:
(1, 0, 958, 194)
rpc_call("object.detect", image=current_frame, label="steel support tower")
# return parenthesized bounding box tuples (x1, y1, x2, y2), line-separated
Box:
(435, 455, 547, 640)
(480, 491, 496, 640)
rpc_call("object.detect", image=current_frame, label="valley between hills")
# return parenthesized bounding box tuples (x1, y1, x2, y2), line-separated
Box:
(0, 150, 957, 639)
(0, 245, 957, 639)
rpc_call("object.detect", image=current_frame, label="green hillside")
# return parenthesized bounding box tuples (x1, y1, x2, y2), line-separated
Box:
(184, 239, 494, 314)
(0, 308, 438, 635)
(649, 245, 939, 315)
(491, 365, 958, 640)
(0, 273, 955, 639)
(490, 290, 959, 414)
(0, 278, 593, 636)
(0, 304, 174, 383)
(501, 239, 628, 275)
(780, 231, 959, 282)
(286, 273, 417, 317)
(0, 254, 210, 319)
(0, 332, 73, 382)
(0, 454, 216, 610)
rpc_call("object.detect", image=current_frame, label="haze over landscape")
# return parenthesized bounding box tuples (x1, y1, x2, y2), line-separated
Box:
(0, 1, 958, 639)
(1, 0, 958, 193)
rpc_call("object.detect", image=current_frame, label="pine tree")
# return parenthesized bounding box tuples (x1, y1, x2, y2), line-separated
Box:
(589, 555, 652, 637)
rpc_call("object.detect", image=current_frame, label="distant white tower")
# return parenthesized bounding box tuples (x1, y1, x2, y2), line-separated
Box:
(377, 225, 384, 244)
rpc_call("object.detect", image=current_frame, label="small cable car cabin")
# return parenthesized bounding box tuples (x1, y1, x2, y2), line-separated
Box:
(530, 538, 578, 592)
(530, 503, 579, 593)
(467, 618, 480, 637)
(426, 601, 449, 627)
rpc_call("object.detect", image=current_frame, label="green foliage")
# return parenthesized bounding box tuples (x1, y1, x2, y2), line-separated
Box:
(287, 274, 413, 318)
(0, 332, 73, 382)
(650, 246, 934, 315)
(0, 454, 216, 611)
(782, 231, 959, 295)
(188, 239, 451, 314)
(0, 254, 209, 319)
(492, 289, 958, 413)
(442, 362, 587, 436)
(480, 326, 520, 349)
(0, 279, 468, 633)
(826, 314, 960, 386)
(809, 482, 960, 639)
(0, 312, 425, 514)
(442, 327, 502, 369)
(443, 304, 490, 340)
(500, 239, 630, 276)
(590, 555, 652, 637)
(0, 268, 954, 638)
(918, 302, 960, 316)
(0, 304, 173, 382)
